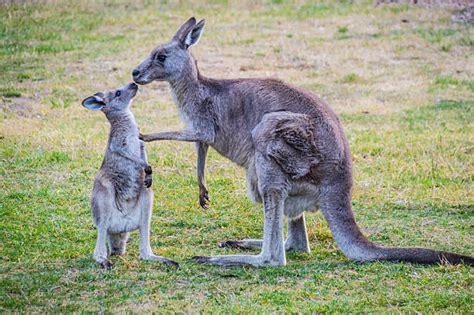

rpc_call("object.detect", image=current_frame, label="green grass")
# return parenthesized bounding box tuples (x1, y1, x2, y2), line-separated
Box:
(1, 0, 473, 312)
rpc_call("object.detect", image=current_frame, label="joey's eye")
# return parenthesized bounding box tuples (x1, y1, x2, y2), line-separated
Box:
(115, 90, 121, 97)
(157, 54, 166, 62)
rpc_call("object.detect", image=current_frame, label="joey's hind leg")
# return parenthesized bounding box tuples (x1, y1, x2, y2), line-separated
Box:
(138, 191, 179, 268)
(108, 232, 129, 256)
(94, 224, 112, 269)
(91, 184, 113, 269)
(285, 214, 310, 253)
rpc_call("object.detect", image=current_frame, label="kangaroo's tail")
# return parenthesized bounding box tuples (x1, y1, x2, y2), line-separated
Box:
(320, 189, 473, 266)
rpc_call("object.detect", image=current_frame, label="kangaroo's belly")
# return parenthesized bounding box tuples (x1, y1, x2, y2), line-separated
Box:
(107, 198, 143, 233)
(212, 131, 255, 167)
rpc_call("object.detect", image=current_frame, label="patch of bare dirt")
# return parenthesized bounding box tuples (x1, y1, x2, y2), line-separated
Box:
(0, 97, 42, 118)
(375, 0, 471, 8)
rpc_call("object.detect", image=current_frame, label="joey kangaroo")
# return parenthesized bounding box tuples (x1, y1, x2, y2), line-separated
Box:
(133, 18, 473, 267)
(82, 82, 178, 269)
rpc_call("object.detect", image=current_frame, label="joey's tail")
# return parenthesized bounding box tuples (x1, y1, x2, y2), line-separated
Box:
(320, 195, 473, 266)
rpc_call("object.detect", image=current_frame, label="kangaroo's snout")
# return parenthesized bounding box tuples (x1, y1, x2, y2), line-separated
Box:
(132, 68, 148, 85)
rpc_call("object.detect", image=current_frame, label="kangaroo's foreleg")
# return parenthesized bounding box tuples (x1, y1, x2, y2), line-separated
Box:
(140, 130, 208, 143)
(196, 142, 209, 208)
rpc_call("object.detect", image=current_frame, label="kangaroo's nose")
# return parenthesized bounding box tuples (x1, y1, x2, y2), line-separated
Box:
(132, 69, 140, 77)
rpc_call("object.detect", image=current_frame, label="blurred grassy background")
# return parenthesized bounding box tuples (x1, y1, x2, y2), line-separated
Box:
(0, 0, 473, 312)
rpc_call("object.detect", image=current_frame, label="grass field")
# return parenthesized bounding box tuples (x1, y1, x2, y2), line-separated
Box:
(1, 0, 473, 312)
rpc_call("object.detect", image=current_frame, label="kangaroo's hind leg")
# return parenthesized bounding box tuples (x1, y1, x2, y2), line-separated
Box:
(91, 180, 114, 269)
(219, 214, 310, 253)
(108, 232, 129, 256)
(285, 214, 310, 253)
(138, 190, 179, 267)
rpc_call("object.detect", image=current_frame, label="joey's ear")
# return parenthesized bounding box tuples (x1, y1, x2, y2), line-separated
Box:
(184, 19, 205, 48)
(82, 95, 105, 110)
(173, 17, 197, 43)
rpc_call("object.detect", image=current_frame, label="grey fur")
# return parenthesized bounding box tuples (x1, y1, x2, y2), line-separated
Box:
(133, 18, 473, 267)
(82, 82, 178, 269)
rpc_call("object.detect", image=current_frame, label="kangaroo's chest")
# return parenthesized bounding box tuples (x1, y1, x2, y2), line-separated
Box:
(105, 130, 144, 200)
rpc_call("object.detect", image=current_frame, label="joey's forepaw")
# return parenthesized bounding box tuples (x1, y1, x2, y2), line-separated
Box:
(144, 165, 153, 175)
(144, 175, 153, 188)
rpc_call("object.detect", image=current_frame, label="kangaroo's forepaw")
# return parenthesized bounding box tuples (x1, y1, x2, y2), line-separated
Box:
(199, 189, 210, 209)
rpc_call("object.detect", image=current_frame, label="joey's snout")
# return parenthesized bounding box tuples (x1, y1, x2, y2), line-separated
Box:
(128, 82, 138, 97)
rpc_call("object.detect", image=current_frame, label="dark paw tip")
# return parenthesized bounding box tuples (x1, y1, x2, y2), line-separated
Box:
(199, 200, 209, 209)
(165, 260, 180, 268)
(199, 192, 210, 208)
(218, 240, 241, 248)
(191, 256, 211, 263)
(100, 261, 113, 270)
(144, 165, 152, 174)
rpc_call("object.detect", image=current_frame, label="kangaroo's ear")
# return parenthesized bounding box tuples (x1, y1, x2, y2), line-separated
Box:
(173, 17, 197, 44)
(184, 19, 205, 48)
(82, 94, 105, 110)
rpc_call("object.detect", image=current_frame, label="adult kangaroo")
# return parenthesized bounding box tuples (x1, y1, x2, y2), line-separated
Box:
(133, 17, 473, 267)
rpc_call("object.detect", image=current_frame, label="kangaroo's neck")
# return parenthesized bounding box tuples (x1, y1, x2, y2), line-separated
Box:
(107, 109, 137, 132)
(169, 58, 206, 108)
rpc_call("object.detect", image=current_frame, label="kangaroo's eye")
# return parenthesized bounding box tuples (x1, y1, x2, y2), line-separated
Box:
(115, 90, 121, 97)
(157, 54, 166, 62)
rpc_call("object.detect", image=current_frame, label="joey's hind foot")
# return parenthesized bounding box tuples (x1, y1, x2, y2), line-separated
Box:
(99, 260, 113, 270)
(140, 254, 179, 268)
